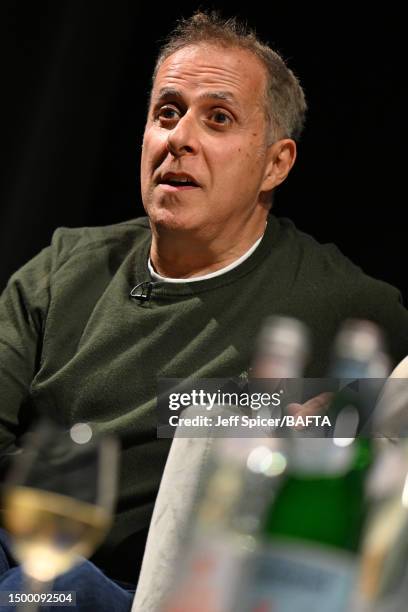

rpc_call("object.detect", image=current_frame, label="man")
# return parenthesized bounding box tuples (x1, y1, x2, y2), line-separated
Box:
(1, 11, 408, 611)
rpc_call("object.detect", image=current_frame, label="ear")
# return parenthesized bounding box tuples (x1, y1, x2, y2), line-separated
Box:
(260, 138, 297, 192)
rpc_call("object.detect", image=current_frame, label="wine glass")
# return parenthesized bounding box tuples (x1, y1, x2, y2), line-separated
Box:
(1, 420, 119, 611)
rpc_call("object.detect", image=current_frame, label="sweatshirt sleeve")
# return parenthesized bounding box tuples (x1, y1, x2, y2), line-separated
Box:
(350, 275, 408, 367)
(0, 247, 52, 468)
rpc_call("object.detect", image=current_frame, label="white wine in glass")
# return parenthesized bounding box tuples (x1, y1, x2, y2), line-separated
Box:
(2, 420, 119, 610)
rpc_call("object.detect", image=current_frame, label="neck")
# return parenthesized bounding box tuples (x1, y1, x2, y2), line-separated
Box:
(149, 215, 267, 279)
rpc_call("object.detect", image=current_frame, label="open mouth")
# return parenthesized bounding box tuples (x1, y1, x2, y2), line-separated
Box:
(158, 173, 200, 191)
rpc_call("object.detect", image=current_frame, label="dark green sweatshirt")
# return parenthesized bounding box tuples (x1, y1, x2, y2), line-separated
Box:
(1, 215, 407, 582)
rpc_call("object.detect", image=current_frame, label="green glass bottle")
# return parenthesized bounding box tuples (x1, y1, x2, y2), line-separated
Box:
(264, 442, 371, 552)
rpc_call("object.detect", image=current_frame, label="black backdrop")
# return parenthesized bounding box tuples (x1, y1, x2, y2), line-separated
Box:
(2, 1, 406, 301)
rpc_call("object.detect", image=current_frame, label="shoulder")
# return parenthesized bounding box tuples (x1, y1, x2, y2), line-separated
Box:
(273, 216, 408, 362)
(48, 217, 151, 271)
(274, 217, 362, 277)
(270, 216, 371, 309)
(2, 217, 151, 307)
(273, 216, 394, 294)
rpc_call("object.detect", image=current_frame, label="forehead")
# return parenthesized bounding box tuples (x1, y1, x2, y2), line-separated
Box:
(152, 44, 267, 108)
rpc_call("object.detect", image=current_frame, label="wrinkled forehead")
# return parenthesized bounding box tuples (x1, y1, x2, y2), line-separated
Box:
(151, 43, 268, 110)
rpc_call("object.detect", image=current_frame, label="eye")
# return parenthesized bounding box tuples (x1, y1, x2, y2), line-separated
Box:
(155, 105, 180, 125)
(209, 109, 233, 126)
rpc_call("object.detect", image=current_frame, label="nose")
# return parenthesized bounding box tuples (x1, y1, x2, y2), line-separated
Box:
(166, 112, 199, 157)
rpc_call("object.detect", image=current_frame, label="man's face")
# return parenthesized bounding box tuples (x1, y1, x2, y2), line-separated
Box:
(141, 44, 273, 236)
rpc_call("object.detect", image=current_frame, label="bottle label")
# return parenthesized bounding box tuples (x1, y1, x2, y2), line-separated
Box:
(237, 541, 357, 612)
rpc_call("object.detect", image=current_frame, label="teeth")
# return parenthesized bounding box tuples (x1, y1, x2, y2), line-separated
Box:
(165, 176, 194, 183)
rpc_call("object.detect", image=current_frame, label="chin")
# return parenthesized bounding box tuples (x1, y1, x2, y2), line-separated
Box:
(144, 197, 198, 231)
(148, 207, 200, 234)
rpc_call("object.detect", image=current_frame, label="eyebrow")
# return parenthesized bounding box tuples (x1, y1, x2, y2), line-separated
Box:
(153, 87, 240, 107)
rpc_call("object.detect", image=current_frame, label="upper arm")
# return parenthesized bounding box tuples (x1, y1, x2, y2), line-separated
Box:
(0, 247, 52, 455)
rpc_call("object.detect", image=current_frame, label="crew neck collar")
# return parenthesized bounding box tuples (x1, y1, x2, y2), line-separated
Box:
(148, 232, 264, 283)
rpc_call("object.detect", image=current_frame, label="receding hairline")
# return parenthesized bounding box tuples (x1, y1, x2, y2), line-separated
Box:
(153, 40, 270, 85)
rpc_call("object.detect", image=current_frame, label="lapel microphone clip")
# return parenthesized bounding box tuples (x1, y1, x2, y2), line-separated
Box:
(130, 281, 153, 302)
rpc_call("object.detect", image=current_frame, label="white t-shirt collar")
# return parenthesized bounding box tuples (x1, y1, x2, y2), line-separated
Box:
(148, 232, 264, 283)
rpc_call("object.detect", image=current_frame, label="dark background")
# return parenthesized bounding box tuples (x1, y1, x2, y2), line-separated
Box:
(2, 2, 406, 300)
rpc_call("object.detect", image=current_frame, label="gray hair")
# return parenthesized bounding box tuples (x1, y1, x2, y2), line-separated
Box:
(152, 11, 307, 143)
